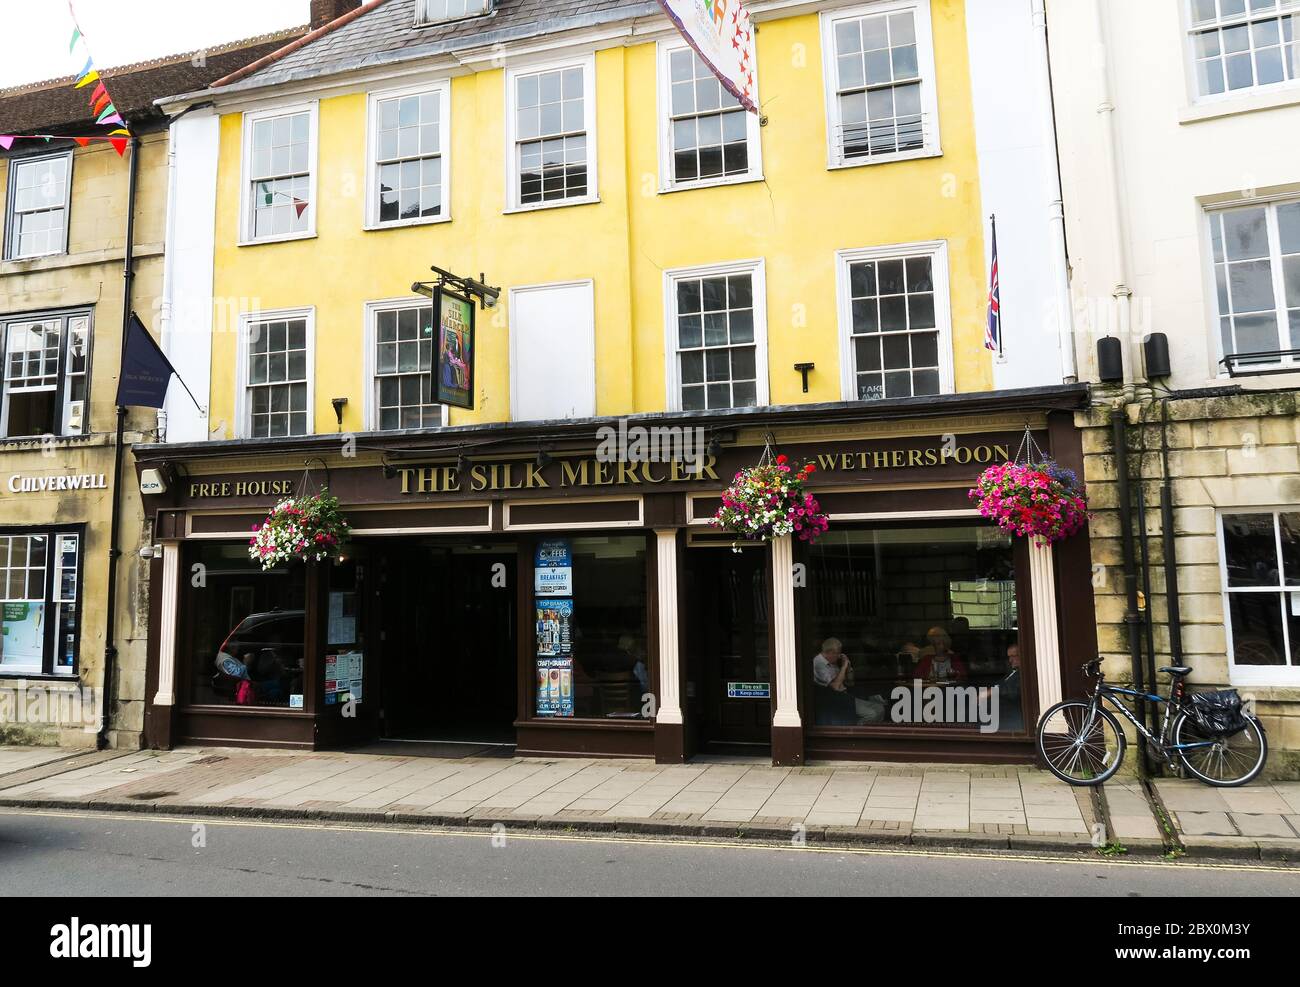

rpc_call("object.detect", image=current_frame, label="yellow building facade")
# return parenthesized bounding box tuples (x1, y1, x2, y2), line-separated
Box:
(201, 4, 992, 434)
(144, 0, 1092, 764)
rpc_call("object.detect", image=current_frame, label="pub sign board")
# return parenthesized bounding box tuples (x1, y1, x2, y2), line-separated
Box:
(435, 286, 475, 410)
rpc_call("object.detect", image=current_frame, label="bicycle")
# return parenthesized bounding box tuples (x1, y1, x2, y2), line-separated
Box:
(1036, 658, 1268, 787)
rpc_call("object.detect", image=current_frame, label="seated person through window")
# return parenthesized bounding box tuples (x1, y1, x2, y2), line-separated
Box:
(812, 638, 887, 726)
(910, 626, 969, 682)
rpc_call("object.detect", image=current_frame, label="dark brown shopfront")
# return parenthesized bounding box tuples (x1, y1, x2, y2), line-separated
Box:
(137, 390, 1098, 765)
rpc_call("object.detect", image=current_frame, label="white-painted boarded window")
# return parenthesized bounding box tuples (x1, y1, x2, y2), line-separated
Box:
(509, 281, 596, 422)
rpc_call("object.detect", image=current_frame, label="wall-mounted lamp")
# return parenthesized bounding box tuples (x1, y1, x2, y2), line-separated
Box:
(794, 363, 815, 394)
(331, 397, 348, 432)
(456, 450, 471, 474)
(536, 447, 552, 468)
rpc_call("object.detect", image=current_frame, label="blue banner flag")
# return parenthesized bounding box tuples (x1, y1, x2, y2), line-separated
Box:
(116, 312, 177, 408)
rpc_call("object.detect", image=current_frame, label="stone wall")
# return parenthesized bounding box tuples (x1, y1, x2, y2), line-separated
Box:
(0, 135, 167, 749)
(1077, 388, 1300, 779)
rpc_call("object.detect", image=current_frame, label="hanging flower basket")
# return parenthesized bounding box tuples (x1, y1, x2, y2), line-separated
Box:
(711, 454, 829, 547)
(249, 489, 352, 570)
(969, 460, 1088, 546)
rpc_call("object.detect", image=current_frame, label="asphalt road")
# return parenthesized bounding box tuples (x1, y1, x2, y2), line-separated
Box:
(2, 808, 1298, 897)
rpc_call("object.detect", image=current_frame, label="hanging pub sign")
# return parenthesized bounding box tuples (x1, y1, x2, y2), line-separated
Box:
(435, 285, 475, 410)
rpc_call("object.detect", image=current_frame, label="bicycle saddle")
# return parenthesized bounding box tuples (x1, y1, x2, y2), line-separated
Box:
(1159, 666, 1192, 676)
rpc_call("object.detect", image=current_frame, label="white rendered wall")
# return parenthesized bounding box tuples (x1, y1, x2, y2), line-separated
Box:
(1048, 0, 1300, 391)
(965, 0, 1069, 389)
(160, 111, 219, 443)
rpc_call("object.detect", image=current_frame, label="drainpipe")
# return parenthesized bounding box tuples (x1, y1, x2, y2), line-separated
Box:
(99, 133, 140, 749)
(1134, 459, 1162, 760)
(1160, 400, 1184, 666)
(1111, 408, 1149, 776)
(1092, 0, 1136, 399)
(1031, 0, 1077, 383)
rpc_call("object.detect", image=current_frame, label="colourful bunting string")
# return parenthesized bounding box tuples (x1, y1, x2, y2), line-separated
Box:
(65, 1, 130, 156)
(258, 182, 310, 218)
(0, 133, 129, 153)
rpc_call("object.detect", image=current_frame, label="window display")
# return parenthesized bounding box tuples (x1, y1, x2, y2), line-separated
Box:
(533, 534, 649, 720)
(187, 542, 306, 708)
(804, 524, 1023, 733)
(0, 531, 81, 676)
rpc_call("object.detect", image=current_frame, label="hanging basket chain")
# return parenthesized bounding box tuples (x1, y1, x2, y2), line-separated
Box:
(296, 457, 331, 499)
(1012, 424, 1048, 468)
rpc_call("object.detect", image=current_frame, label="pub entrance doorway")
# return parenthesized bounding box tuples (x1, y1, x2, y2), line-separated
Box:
(684, 545, 772, 754)
(376, 537, 518, 746)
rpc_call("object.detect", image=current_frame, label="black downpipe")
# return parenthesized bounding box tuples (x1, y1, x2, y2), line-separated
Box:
(98, 134, 139, 750)
(1111, 409, 1149, 776)
(1160, 400, 1184, 668)
(1134, 478, 1162, 767)
(1135, 406, 1163, 749)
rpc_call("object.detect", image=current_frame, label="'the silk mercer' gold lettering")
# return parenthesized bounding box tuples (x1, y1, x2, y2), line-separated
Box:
(561, 460, 589, 487)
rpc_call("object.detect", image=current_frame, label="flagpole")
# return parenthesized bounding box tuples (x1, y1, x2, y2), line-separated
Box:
(128, 311, 204, 414)
(993, 214, 1003, 359)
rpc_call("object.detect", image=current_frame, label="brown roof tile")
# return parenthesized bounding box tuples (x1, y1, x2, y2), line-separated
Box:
(0, 28, 307, 136)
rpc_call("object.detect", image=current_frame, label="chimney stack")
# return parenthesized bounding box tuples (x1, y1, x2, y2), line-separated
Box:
(310, 0, 362, 31)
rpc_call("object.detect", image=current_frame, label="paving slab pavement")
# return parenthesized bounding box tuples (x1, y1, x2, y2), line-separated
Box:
(1151, 778, 1300, 859)
(7, 746, 1295, 860)
(0, 746, 1108, 851)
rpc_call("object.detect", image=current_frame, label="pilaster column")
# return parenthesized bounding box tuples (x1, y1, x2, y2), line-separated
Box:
(151, 542, 183, 707)
(770, 535, 801, 730)
(654, 529, 682, 726)
(1029, 540, 1062, 715)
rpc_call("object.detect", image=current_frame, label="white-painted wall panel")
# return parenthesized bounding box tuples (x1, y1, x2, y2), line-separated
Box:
(966, 0, 1069, 389)
(160, 111, 219, 443)
(509, 280, 596, 422)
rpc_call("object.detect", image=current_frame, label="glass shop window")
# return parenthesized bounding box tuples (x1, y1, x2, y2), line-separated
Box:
(533, 534, 649, 721)
(0, 531, 81, 676)
(803, 524, 1024, 733)
(187, 542, 307, 708)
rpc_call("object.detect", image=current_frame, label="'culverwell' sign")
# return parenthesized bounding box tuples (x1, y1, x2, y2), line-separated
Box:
(6, 473, 107, 494)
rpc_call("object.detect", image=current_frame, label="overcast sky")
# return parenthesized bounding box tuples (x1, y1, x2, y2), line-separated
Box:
(0, 0, 308, 89)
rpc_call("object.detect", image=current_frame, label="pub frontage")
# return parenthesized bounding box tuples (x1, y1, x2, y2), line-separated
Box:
(134, 385, 1097, 766)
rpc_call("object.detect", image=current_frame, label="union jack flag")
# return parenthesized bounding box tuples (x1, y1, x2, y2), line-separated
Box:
(985, 215, 1001, 353)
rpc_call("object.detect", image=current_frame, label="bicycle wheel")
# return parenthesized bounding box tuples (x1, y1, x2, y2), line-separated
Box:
(1037, 701, 1126, 786)
(1174, 711, 1268, 787)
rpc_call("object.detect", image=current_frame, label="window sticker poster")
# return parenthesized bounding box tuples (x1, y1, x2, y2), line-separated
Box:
(534, 539, 573, 597)
(325, 651, 364, 706)
(327, 591, 357, 646)
(436, 287, 474, 410)
(535, 599, 573, 658)
(536, 658, 574, 718)
(0, 602, 45, 669)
